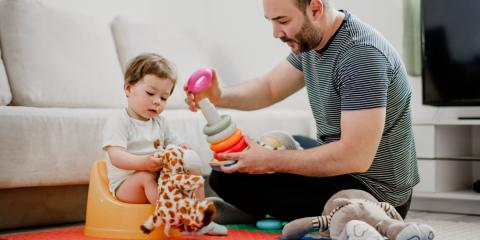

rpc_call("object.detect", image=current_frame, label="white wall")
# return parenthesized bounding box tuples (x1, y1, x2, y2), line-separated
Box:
(37, 0, 480, 119)
(203, 0, 308, 110)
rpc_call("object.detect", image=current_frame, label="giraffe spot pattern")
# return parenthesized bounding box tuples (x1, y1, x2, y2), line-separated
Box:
(140, 146, 213, 234)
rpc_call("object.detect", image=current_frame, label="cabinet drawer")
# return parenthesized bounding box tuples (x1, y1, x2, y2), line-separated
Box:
(413, 125, 472, 158)
(415, 159, 472, 192)
(413, 125, 435, 158)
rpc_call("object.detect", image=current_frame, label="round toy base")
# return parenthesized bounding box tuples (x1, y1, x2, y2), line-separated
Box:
(209, 160, 237, 172)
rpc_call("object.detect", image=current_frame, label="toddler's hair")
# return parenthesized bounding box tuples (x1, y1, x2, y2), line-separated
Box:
(124, 53, 177, 94)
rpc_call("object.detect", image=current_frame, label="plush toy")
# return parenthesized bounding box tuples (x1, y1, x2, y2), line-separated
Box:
(141, 145, 216, 237)
(282, 189, 435, 240)
(257, 130, 303, 151)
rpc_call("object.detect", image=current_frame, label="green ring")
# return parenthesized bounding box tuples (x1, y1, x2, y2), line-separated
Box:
(203, 115, 232, 136)
(206, 122, 236, 144)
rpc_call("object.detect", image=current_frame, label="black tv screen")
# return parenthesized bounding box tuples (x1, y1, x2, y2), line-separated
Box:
(422, 0, 480, 106)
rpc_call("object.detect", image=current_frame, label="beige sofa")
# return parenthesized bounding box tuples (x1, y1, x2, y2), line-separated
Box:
(0, 0, 313, 229)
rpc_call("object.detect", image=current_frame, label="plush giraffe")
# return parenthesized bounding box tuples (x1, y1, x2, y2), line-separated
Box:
(141, 145, 215, 236)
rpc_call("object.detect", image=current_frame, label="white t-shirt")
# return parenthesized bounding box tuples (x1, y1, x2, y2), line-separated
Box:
(102, 109, 183, 193)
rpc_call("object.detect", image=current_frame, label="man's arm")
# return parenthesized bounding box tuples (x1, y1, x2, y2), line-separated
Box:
(218, 59, 304, 110)
(221, 107, 385, 176)
(273, 107, 385, 176)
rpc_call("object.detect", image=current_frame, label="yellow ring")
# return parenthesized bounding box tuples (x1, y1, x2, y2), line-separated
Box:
(210, 129, 243, 153)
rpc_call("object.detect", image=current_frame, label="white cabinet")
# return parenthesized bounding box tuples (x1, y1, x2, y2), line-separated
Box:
(411, 121, 480, 214)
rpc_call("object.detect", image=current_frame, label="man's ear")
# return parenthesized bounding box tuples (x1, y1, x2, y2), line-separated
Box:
(309, 0, 325, 19)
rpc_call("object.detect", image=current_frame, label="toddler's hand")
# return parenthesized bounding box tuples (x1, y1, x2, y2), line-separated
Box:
(143, 155, 163, 172)
(179, 143, 191, 150)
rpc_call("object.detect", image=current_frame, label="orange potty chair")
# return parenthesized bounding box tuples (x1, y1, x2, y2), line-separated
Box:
(84, 160, 180, 239)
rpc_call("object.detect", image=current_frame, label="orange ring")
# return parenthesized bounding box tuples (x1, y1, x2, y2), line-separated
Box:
(214, 137, 248, 161)
(210, 129, 243, 152)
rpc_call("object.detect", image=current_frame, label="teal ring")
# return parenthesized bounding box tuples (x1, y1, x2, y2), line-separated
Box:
(211, 161, 237, 172)
(203, 115, 232, 136)
(256, 219, 283, 230)
(206, 122, 236, 144)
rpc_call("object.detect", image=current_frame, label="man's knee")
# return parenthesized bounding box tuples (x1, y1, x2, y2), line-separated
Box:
(209, 171, 243, 195)
(209, 171, 225, 193)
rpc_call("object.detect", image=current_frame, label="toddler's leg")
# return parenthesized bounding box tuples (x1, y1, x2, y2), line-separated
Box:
(115, 171, 158, 204)
(183, 149, 205, 175)
(182, 150, 228, 235)
(183, 149, 206, 199)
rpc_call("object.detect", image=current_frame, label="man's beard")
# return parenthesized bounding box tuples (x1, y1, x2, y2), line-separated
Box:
(281, 19, 322, 54)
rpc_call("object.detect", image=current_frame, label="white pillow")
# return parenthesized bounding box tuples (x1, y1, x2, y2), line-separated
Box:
(111, 16, 212, 109)
(0, 0, 125, 108)
(0, 47, 11, 106)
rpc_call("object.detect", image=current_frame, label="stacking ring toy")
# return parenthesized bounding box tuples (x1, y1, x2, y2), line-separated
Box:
(210, 159, 237, 172)
(186, 68, 213, 93)
(203, 115, 232, 136)
(206, 122, 237, 144)
(210, 129, 243, 153)
(214, 137, 248, 160)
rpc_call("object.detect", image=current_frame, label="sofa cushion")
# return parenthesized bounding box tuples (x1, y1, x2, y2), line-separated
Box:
(0, 106, 116, 188)
(0, 47, 11, 105)
(0, 0, 125, 108)
(0, 106, 313, 188)
(111, 16, 212, 109)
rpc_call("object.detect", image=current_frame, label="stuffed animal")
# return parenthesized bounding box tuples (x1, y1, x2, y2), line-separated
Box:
(141, 145, 216, 236)
(282, 189, 435, 240)
(257, 131, 303, 151)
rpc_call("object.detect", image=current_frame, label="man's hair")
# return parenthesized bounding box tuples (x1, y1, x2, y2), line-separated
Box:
(294, 0, 329, 14)
(124, 53, 177, 94)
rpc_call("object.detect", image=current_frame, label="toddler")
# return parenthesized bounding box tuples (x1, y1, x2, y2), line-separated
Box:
(102, 53, 226, 235)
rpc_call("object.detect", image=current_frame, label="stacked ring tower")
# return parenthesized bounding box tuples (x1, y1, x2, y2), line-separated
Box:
(187, 68, 248, 171)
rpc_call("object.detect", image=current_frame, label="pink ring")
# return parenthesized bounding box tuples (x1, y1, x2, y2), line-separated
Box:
(187, 68, 213, 93)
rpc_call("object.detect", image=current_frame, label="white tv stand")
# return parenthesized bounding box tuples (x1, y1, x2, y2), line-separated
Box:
(411, 120, 480, 215)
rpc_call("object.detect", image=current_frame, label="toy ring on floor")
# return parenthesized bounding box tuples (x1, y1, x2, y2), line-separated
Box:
(256, 219, 283, 230)
(203, 115, 232, 136)
(210, 129, 243, 153)
(186, 68, 213, 93)
(214, 137, 248, 160)
(206, 122, 237, 144)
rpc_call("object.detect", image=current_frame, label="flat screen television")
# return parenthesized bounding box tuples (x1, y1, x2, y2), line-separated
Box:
(421, 0, 480, 106)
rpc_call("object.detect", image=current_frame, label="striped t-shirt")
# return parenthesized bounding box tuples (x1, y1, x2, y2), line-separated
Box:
(287, 11, 419, 206)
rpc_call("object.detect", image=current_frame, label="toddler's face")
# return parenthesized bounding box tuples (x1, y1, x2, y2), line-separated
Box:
(125, 74, 174, 121)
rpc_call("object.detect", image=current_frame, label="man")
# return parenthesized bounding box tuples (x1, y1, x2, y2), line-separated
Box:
(185, 0, 418, 221)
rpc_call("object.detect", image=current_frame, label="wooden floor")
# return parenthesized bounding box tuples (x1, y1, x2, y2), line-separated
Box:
(407, 210, 480, 223)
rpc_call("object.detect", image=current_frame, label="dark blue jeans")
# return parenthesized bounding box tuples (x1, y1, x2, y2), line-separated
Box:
(209, 135, 411, 221)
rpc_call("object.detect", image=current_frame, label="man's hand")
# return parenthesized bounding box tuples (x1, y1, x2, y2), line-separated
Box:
(219, 137, 276, 174)
(183, 68, 222, 112)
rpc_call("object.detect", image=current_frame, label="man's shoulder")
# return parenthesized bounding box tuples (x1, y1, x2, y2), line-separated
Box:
(342, 12, 391, 49)
(340, 14, 401, 67)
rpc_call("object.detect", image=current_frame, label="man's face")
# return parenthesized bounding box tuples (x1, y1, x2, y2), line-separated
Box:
(263, 0, 322, 54)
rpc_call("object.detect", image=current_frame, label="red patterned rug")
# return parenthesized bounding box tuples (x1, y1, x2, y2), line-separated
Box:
(0, 226, 282, 240)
